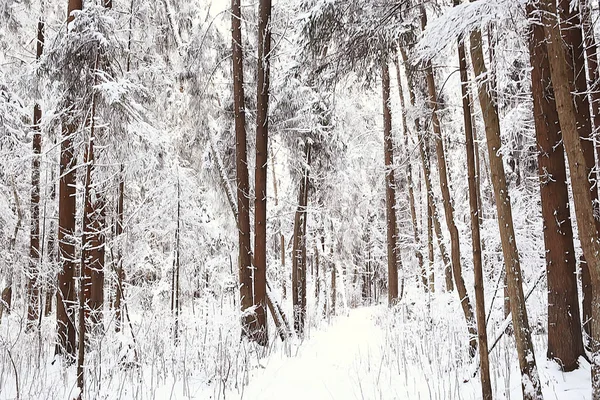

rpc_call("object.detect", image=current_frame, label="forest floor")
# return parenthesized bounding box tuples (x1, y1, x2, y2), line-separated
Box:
(226, 304, 590, 400)
(0, 298, 593, 399)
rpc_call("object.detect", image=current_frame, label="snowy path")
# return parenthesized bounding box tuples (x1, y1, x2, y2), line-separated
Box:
(241, 307, 387, 400)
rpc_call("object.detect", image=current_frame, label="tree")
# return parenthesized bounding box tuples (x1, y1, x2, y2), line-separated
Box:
(382, 59, 398, 305)
(469, 20, 543, 400)
(252, 0, 272, 346)
(455, 12, 492, 396)
(231, 0, 255, 341)
(420, 8, 476, 353)
(292, 143, 311, 335)
(27, 14, 45, 329)
(56, 0, 83, 358)
(526, 2, 584, 372)
(540, 0, 600, 394)
(558, 0, 598, 343)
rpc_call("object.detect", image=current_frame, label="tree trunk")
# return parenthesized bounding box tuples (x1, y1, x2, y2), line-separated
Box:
(393, 56, 428, 293)
(457, 23, 492, 398)
(469, 26, 543, 399)
(427, 199, 434, 293)
(540, 0, 600, 395)
(421, 7, 477, 354)
(114, 165, 125, 332)
(578, 0, 600, 343)
(381, 60, 398, 306)
(27, 17, 45, 329)
(231, 0, 254, 340)
(526, 3, 585, 371)
(399, 48, 452, 294)
(252, 0, 272, 346)
(292, 144, 311, 336)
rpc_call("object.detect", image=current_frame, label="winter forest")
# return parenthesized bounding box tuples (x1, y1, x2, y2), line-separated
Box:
(4, 0, 600, 399)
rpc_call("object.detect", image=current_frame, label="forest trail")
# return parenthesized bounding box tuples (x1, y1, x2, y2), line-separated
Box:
(241, 306, 387, 400)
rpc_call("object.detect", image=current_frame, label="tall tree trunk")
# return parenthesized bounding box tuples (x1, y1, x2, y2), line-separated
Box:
(421, 7, 476, 354)
(400, 48, 452, 293)
(381, 60, 398, 306)
(469, 26, 543, 399)
(427, 199, 434, 292)
(527, 3, 585, 371)
(114, 0, 133, 333)
(27, 16, 45, 329)
(231, 0, 254, 340)
(558, 0, 598, 343)
(114, 165, 125, 332)
(56, 0, 83, 358)
(252, 0, 272, 346)
(292, 144, 311, 336)
(393, 56, 428, 292)
(540, 1, 600, 395)
(579, 0, 600, 342)
(456, 24, 492, 398)
(271, 152, 286, 299)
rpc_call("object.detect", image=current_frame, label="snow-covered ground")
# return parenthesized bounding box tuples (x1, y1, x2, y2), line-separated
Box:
(0, 298, 593, 399)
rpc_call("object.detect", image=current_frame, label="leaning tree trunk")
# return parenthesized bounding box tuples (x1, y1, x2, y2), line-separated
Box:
(381, 60, 398, 306)
(251, 0, 272, 346)
(292, 144, 311, 336)
(231, 0, 254, 340)
(575, 0, 600, 342)
(527, 2, 584, 372)
(114, 165, 125, 332)
(399, 48, 452, 294)
(421, 7, 477, 355)
(540, 1, 600, 396)
(393, 56, 428, 292)
(27, 16, 45, 329)
(56, 0, 83, 358)
(456, 19, 492, 397)
(469, 26, 543, 399)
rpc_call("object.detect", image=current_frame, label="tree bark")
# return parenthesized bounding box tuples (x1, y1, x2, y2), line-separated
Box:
(540, 0, 600, 395)
(27, 17, 45, 329)
(292, 144, 311, 335)
(393, 56, 428, 292)
(252, 0, 272, 346)
(526, 2, 585, 372)
(421, 7, 477, 354)
(382, 60, 398, 306)
(114, 165, 125, 332)
(469, 26, 543, 399)
(231, 0, 254, 340)
(56, 0, 83, 358)
(457, 24, 492, 398)
(579, 0, 600, 342)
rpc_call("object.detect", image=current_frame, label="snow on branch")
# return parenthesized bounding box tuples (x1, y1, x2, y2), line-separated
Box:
(414, 0, 514, 63)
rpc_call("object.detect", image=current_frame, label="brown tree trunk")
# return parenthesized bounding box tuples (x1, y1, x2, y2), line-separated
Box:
(231, 0, 254, 340)
(114, 166, 125, 332)
(292, 144, 311, 335)
(400, 48, 452, 293)
(457, 25, 492, 398)
(421, 8, 476, 354)
(27, 17, 45, 329)
(527, 3, 585, 371)
(252, 0, 272, 346)
(427, 200, 434, 293)
(540, 0, 600, 395)
(579, 0, 600, 342)
(381, 60, 398, 306)
(469, 26, 543, 399)
(56, 0, 83, 358)
(271, 152, 286, 300)
(393, 56, 428, 292)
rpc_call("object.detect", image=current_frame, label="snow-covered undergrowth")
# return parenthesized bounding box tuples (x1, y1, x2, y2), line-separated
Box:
(0, 283, 591, 399)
